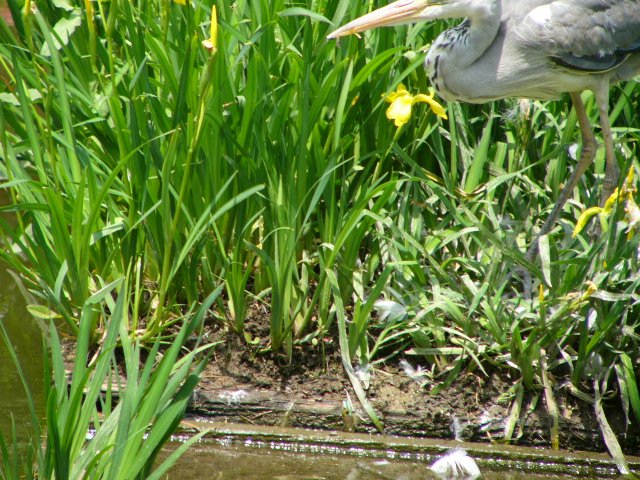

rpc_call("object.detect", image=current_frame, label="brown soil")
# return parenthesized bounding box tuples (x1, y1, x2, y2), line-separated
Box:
(189, 303, 640, 456)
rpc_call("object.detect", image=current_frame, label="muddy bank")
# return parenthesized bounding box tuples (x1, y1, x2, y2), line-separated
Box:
(190, 333, 640, 456)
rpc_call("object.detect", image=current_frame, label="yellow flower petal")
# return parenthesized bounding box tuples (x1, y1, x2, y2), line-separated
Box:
(414, 93, 448, 119)
(383, 84, 448, 127)
(602, 187, 619, 214)
(572, 206, 603, 238)
(583, 280, 597, 300)
(210, 6, 218, 45)
(386, 96, 413, 127)
(384, 83, 410, 103)
(202, 5, 218, 52)
(395, 83, 409, 97)
(624, 166, 636, 192)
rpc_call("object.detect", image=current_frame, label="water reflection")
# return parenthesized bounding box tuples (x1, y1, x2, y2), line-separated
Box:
(165, 442, 591, 480)
(0, 264, 45, 441)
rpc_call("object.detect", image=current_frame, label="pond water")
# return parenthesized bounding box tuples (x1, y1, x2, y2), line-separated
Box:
(165, 439, 603, 479)
(0, 263, 45, 442)
(162, 421, 635, 479)
(0, 188, 47, 443)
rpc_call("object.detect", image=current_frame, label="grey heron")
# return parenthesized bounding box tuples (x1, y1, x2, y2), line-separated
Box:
(328, 0, 640, 253)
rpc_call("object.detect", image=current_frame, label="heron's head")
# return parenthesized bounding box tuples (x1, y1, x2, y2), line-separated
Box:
(327, 0, 495, 39)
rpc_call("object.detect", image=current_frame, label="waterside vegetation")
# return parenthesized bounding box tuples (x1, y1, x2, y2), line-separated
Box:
(0, 0, 639, 476)
(0, 279, 215, 478)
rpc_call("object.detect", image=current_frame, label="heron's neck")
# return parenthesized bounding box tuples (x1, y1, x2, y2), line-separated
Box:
(426, 3, 502, 98)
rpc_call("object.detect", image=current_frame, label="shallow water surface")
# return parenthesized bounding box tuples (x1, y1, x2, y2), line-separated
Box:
(0, 264, 45, 442)
(0, 191, 46, 442)
(163, 421, 637, 479)
(166, 441, 589, 480)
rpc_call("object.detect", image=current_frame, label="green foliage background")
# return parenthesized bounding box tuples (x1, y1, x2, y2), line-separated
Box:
(0, 0, 639, 463)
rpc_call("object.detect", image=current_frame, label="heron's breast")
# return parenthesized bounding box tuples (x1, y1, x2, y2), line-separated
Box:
(425, 46, 603, 103)
(425, 49, 460, 102)
(425, 49, 496, 103)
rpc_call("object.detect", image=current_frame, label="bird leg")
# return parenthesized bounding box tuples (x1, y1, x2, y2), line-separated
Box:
(595, 84, 620, 202)
(525, 92, 597, 260)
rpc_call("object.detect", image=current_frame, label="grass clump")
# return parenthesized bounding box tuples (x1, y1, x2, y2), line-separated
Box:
(0, 278, 216, 479)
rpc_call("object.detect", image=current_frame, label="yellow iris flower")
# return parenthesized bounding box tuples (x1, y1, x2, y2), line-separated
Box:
(202, 5, 218, 53)
(572, 167, 638, 238)
(383, 84, 447, 127)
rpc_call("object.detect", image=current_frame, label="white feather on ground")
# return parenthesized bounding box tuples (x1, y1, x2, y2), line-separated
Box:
(429, 448, 481, 480)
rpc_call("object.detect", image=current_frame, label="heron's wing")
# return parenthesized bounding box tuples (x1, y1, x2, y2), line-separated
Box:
(514, 0, 640, 72)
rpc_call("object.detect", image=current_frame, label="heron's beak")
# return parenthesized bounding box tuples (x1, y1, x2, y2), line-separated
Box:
(327, 0, 430, 39)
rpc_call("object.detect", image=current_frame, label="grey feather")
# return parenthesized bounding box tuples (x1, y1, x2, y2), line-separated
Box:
(423, 0, 640, 102)
(515, 0, 640, 73)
